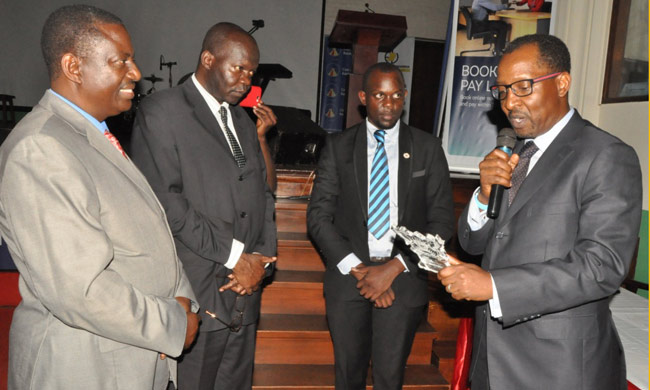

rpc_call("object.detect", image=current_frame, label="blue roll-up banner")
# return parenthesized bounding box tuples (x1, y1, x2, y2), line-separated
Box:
(440, 0, 555, 173)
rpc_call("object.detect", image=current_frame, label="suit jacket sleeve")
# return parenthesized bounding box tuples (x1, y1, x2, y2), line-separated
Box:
(458, 205, 495, 256)
(0, 134, 188, 356)
(130, 99, 235, 263)
(493, 141, 642, 327)
(307, 134, 355, 268)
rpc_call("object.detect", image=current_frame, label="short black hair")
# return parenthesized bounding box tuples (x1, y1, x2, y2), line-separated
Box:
(362, 62, 406, 91)
(503, 34, 571, 74)
(201, 22, 256, 55)
(41, 4, 123, 79)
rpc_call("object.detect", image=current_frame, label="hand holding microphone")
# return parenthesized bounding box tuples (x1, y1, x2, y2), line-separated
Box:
(477, 128, 517, 219)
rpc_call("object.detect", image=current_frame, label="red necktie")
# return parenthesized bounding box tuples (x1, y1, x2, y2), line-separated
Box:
(104, 130, 127, 158)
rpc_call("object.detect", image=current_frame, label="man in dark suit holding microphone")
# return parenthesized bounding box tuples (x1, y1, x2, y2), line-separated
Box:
(308, 63, 455, 390)
(439, 34, 642, 390)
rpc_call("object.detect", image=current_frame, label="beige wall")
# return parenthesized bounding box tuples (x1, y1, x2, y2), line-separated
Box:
(554, 0, 648, 209)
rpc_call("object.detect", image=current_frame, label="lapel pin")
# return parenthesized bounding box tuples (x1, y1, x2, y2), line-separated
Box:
(403, 153, 410, 159)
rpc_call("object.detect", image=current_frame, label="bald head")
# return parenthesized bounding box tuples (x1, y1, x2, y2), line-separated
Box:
(200, 22, 258, 62)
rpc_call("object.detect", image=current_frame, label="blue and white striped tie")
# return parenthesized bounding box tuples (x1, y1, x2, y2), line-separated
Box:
(368, 130, 390, 239)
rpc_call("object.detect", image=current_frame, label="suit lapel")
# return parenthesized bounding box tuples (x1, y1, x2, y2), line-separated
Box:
(182, 81, 236, 161)
(352, 124, 369, 221)
(501, 114, 583, 223)
(43, 92, 163, 211)
(397, 123, 412, 223)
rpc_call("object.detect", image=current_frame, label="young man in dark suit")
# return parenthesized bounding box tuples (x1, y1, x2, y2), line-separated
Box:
(439, 34, 642, 390)
(307, 63, 455, 390)
(130, 22, 277, 390)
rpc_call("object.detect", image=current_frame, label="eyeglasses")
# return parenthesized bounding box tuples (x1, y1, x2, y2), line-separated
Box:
(490, 72, 562, 100)
(205, 295, 245, 332)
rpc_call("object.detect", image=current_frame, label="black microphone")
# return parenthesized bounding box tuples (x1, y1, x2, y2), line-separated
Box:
(487, 128, 517, 219)
(159, 55, 164, 71)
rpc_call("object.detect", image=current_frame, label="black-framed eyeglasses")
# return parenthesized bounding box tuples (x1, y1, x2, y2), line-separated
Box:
(490, 72, 562, 100)
(205, 295, 245, 332)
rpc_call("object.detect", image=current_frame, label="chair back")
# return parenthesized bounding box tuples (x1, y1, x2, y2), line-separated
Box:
(460, 7, 474, 40)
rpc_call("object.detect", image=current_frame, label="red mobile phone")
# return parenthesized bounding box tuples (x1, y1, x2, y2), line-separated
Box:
(239, 86, 262, 107)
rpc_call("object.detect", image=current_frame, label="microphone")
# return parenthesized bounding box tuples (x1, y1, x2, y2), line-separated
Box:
(487, 128, 517, 219)
(159, 55, 164, 71)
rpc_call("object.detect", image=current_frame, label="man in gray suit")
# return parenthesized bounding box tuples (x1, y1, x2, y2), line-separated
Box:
(130, 22, 277, 390)
(0, 5, 199, 390)
(438, 34, 642, 389)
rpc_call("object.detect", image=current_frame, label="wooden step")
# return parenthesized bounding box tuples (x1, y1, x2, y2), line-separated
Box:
(277, 232, 325, 271)
(431, 339, 457, 384)
(252, 364, 449, 389)
(276, 198, 308, 233)
(276, 168, 316, 198)
(262, 270, 325, 315)
(256, 314, 331, 364)
(256, 314, 437, 365)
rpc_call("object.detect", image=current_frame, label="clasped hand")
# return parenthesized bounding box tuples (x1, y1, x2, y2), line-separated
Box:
(219, 252, 276, 295)
(351, 259, 403, 308)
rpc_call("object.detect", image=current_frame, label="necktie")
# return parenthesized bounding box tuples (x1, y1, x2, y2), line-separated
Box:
(508, 141, 539, 205)
(368, 130, 390, 239)
(219, 106, 246, 168)
(104, 130, 127, 158)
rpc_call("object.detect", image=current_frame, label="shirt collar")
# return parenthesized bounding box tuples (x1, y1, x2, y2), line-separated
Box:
(529, 107, 575, 152)
(192, 73, 229, 111)
(49, 89, 108, 133)
(366, 119, 400, 143)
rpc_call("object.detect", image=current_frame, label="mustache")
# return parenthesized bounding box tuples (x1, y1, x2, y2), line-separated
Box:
(508, 111, 527, 120)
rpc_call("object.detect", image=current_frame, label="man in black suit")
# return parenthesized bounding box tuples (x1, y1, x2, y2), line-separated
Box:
(130, 22, 277, 390)
(438, 34, 642, 390)
(307, 63, 455, 390)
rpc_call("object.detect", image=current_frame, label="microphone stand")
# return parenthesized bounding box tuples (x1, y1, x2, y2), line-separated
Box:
(159, 55, 178, 88)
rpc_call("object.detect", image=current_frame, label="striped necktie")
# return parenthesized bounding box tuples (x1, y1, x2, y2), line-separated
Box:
(104, 130, 126, 158)
(368, 129, 390, 239)
(219, 106, 246, 168)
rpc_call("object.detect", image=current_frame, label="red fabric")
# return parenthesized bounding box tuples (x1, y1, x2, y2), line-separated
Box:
(516, 0, 545, 12)
(0, 272, 20, 306)
(1, 307, 16, 390)
(452, 317, 474, 390)
(1, 271, 19, 390)
(628, 381, 641, 390)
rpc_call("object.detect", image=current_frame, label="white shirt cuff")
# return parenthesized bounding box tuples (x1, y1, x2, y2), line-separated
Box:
(467, 187, 489, 231)
(224, 239, 245, 269)
(395, 254, 409, 272)
(488, 274, 503, 319)
(337, 253, 362, 275)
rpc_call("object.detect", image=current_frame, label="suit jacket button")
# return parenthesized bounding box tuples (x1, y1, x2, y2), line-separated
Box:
(240, 212, 247, 218)
(496, 232, 504, 239)
(238, 175, 243, 181)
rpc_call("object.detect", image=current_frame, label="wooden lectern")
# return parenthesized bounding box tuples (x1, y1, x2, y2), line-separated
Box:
(329, 10, 407, 128)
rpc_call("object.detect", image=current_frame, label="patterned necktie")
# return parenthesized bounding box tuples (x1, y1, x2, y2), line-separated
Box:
(508, 141, 539, 205)
(368, 130, 390, 239)
(104, 130, 127, 158)
(219, 106, 246, 168)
